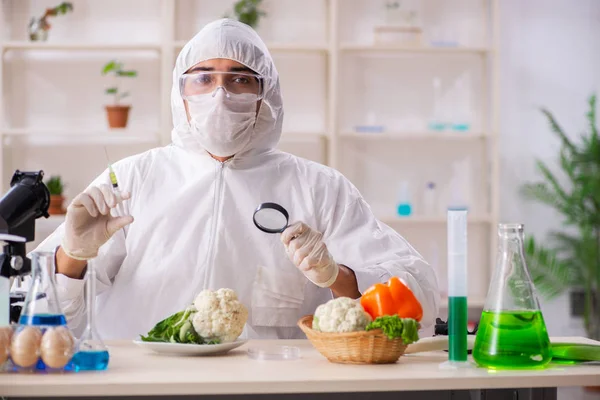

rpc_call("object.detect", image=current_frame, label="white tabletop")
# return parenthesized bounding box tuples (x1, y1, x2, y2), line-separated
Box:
(2, 338, 600, 397)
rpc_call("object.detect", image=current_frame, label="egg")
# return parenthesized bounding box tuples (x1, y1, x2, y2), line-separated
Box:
(10, 326, 42, 368)
(0, 326, 12, 365)
(40, 327, 75, 369)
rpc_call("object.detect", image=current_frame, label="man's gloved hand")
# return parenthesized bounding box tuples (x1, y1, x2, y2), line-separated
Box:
(281, 222, 339, 288)
(61, 184, 134, 261)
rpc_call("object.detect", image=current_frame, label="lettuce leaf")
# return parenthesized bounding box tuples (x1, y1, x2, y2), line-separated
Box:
(365, 315, 419, 344)
(140, 308, 220, 345)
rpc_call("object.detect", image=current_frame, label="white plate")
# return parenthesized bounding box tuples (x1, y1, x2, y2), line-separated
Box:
(133, 339, 247, 356)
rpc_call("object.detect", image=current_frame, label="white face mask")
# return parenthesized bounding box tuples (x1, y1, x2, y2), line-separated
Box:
(187, 89, 257, 157)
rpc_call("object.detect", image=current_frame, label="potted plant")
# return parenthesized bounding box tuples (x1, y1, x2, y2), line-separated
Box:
(225, 0, 266, 28)
(45, 176, 66, 215)
(521, 94, 600, 342)
(102, 60, 138, 129)
(28, 2, 73, 41)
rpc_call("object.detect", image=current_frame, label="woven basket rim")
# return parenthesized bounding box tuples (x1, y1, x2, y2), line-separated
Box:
(298, 314, 397, 340)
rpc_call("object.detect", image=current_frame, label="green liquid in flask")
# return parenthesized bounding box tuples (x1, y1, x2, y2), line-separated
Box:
(473, 310, 551, 369)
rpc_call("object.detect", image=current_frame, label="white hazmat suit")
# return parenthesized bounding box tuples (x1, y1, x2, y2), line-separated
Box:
(35, 19, 440, 339)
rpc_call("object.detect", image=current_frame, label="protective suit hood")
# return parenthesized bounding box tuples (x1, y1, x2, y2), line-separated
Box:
(171, 19, 283, 158)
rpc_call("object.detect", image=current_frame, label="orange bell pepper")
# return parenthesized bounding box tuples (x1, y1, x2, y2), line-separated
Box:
(360, 277, 423, 321)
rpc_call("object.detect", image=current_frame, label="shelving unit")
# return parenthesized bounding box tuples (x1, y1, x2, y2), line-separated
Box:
(2, 41, 162, 51)
(380, 215, 494, 225)
(340, 131, 488, 141)
(339, 43, 490, 54)
(1, 0, 499, 308)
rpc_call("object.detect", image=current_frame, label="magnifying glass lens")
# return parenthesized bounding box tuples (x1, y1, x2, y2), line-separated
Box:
(253, 203, 289, 234)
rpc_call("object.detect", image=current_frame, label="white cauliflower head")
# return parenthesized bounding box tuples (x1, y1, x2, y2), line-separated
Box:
(192, 288, 248, 343)
(312, 297, 372, 333)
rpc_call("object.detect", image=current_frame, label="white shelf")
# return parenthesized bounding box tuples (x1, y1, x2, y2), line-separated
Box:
(2, 127, 158, 135)
(173, 40, 328, 53)
(340, 131, 487, 141)
(340, 43, 490, 54)
(1, 41, 161, 52)
(5, 136, 159, 146)
(2, 128, 159, 146)
(380, 215, 494, 225)
(280, 132, 327, 143)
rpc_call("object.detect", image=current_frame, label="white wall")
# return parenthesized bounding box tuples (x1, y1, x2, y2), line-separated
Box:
(498, 0, 600, 338)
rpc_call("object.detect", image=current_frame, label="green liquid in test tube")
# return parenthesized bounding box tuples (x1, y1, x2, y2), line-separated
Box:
(447, 209, 468, 363)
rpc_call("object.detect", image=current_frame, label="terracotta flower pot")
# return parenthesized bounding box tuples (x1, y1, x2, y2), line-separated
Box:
(105, 105, 131, 128)
(48, 195, 65, 215)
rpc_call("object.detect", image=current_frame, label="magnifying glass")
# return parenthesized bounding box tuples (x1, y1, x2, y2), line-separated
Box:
(253, 203, 289, 234)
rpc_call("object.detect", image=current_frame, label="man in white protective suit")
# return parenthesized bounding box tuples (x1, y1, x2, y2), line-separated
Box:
(35, 19, 440, 339)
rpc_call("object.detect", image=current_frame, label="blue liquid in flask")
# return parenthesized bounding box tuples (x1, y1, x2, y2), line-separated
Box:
(19, 313, 67, 326)
(73, 350, 110, 371)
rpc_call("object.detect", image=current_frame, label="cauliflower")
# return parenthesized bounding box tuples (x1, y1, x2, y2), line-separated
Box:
(192, 288, 248, 343)
(312, 297, 372, 333)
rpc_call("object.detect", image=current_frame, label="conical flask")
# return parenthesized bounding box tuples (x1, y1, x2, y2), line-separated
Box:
(20, 251, 67, 326)
(72, 264, 109, 371)
(473, 224, 551, 369)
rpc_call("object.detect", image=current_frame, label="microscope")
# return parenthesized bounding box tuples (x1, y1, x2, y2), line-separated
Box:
(0, 170, 50, 325)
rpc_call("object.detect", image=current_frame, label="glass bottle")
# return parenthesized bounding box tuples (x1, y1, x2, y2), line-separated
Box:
(72, 264, 109, 371)
(19, 252, 66, 326)
(15, 252, 74, 372)
(429, 77, 446, 131)
(396, 181, 412, 217)
(473, 224, 551, 369)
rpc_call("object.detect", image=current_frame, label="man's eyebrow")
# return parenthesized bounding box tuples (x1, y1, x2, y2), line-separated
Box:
(229, 66, 255, 73)
(187, 66, 214, 73)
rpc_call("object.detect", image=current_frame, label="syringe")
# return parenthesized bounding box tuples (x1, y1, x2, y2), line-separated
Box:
(104, 148, 124, 217)
(108, 163, 125, 216)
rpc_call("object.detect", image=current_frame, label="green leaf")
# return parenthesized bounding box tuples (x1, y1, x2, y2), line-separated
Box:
(45, 175, 64, 195)
(588, 94, 598, 141)
(524, 236, 575, 299)
(117, 70, 137, 77)
(541, 107, 577, 152)
(231, 0, 265, 28)
(105, 87, 118, 95)
(55, 2, 73, 15)
(117, 91, 130, 100)
(521, 182, 569, 216)
(102, 61, 118, 75)
(535, 160, 570, 205)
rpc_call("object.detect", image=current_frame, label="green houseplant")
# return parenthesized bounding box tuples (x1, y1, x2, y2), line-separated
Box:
(225, 0, 266, 28)
(102, 60, 138, 129)
(521, 94, 600, 340)
(45, 175, 66, 215)
(29, 2, 73, 41)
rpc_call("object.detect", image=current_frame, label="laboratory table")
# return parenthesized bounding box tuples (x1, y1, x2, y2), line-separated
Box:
(1, 338, 599, 400)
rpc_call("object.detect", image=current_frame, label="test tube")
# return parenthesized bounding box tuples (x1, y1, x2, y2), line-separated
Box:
(447, 209, 468, 363)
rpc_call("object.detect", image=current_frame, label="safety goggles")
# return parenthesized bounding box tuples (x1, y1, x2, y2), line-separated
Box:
(180, 71, 266, 103)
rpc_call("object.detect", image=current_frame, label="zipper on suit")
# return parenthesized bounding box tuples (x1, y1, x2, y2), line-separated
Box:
(201, 160, 227, 291)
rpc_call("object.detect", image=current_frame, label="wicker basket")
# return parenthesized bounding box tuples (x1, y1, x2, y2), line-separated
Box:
(297, 315, 408, 364)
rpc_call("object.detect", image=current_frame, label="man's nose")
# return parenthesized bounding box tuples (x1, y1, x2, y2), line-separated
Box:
(211, 86, 230, 99)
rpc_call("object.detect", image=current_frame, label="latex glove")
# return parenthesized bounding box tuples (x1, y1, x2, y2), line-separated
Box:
(281, 222, 339, 288)
(61, 184, 134, 261)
